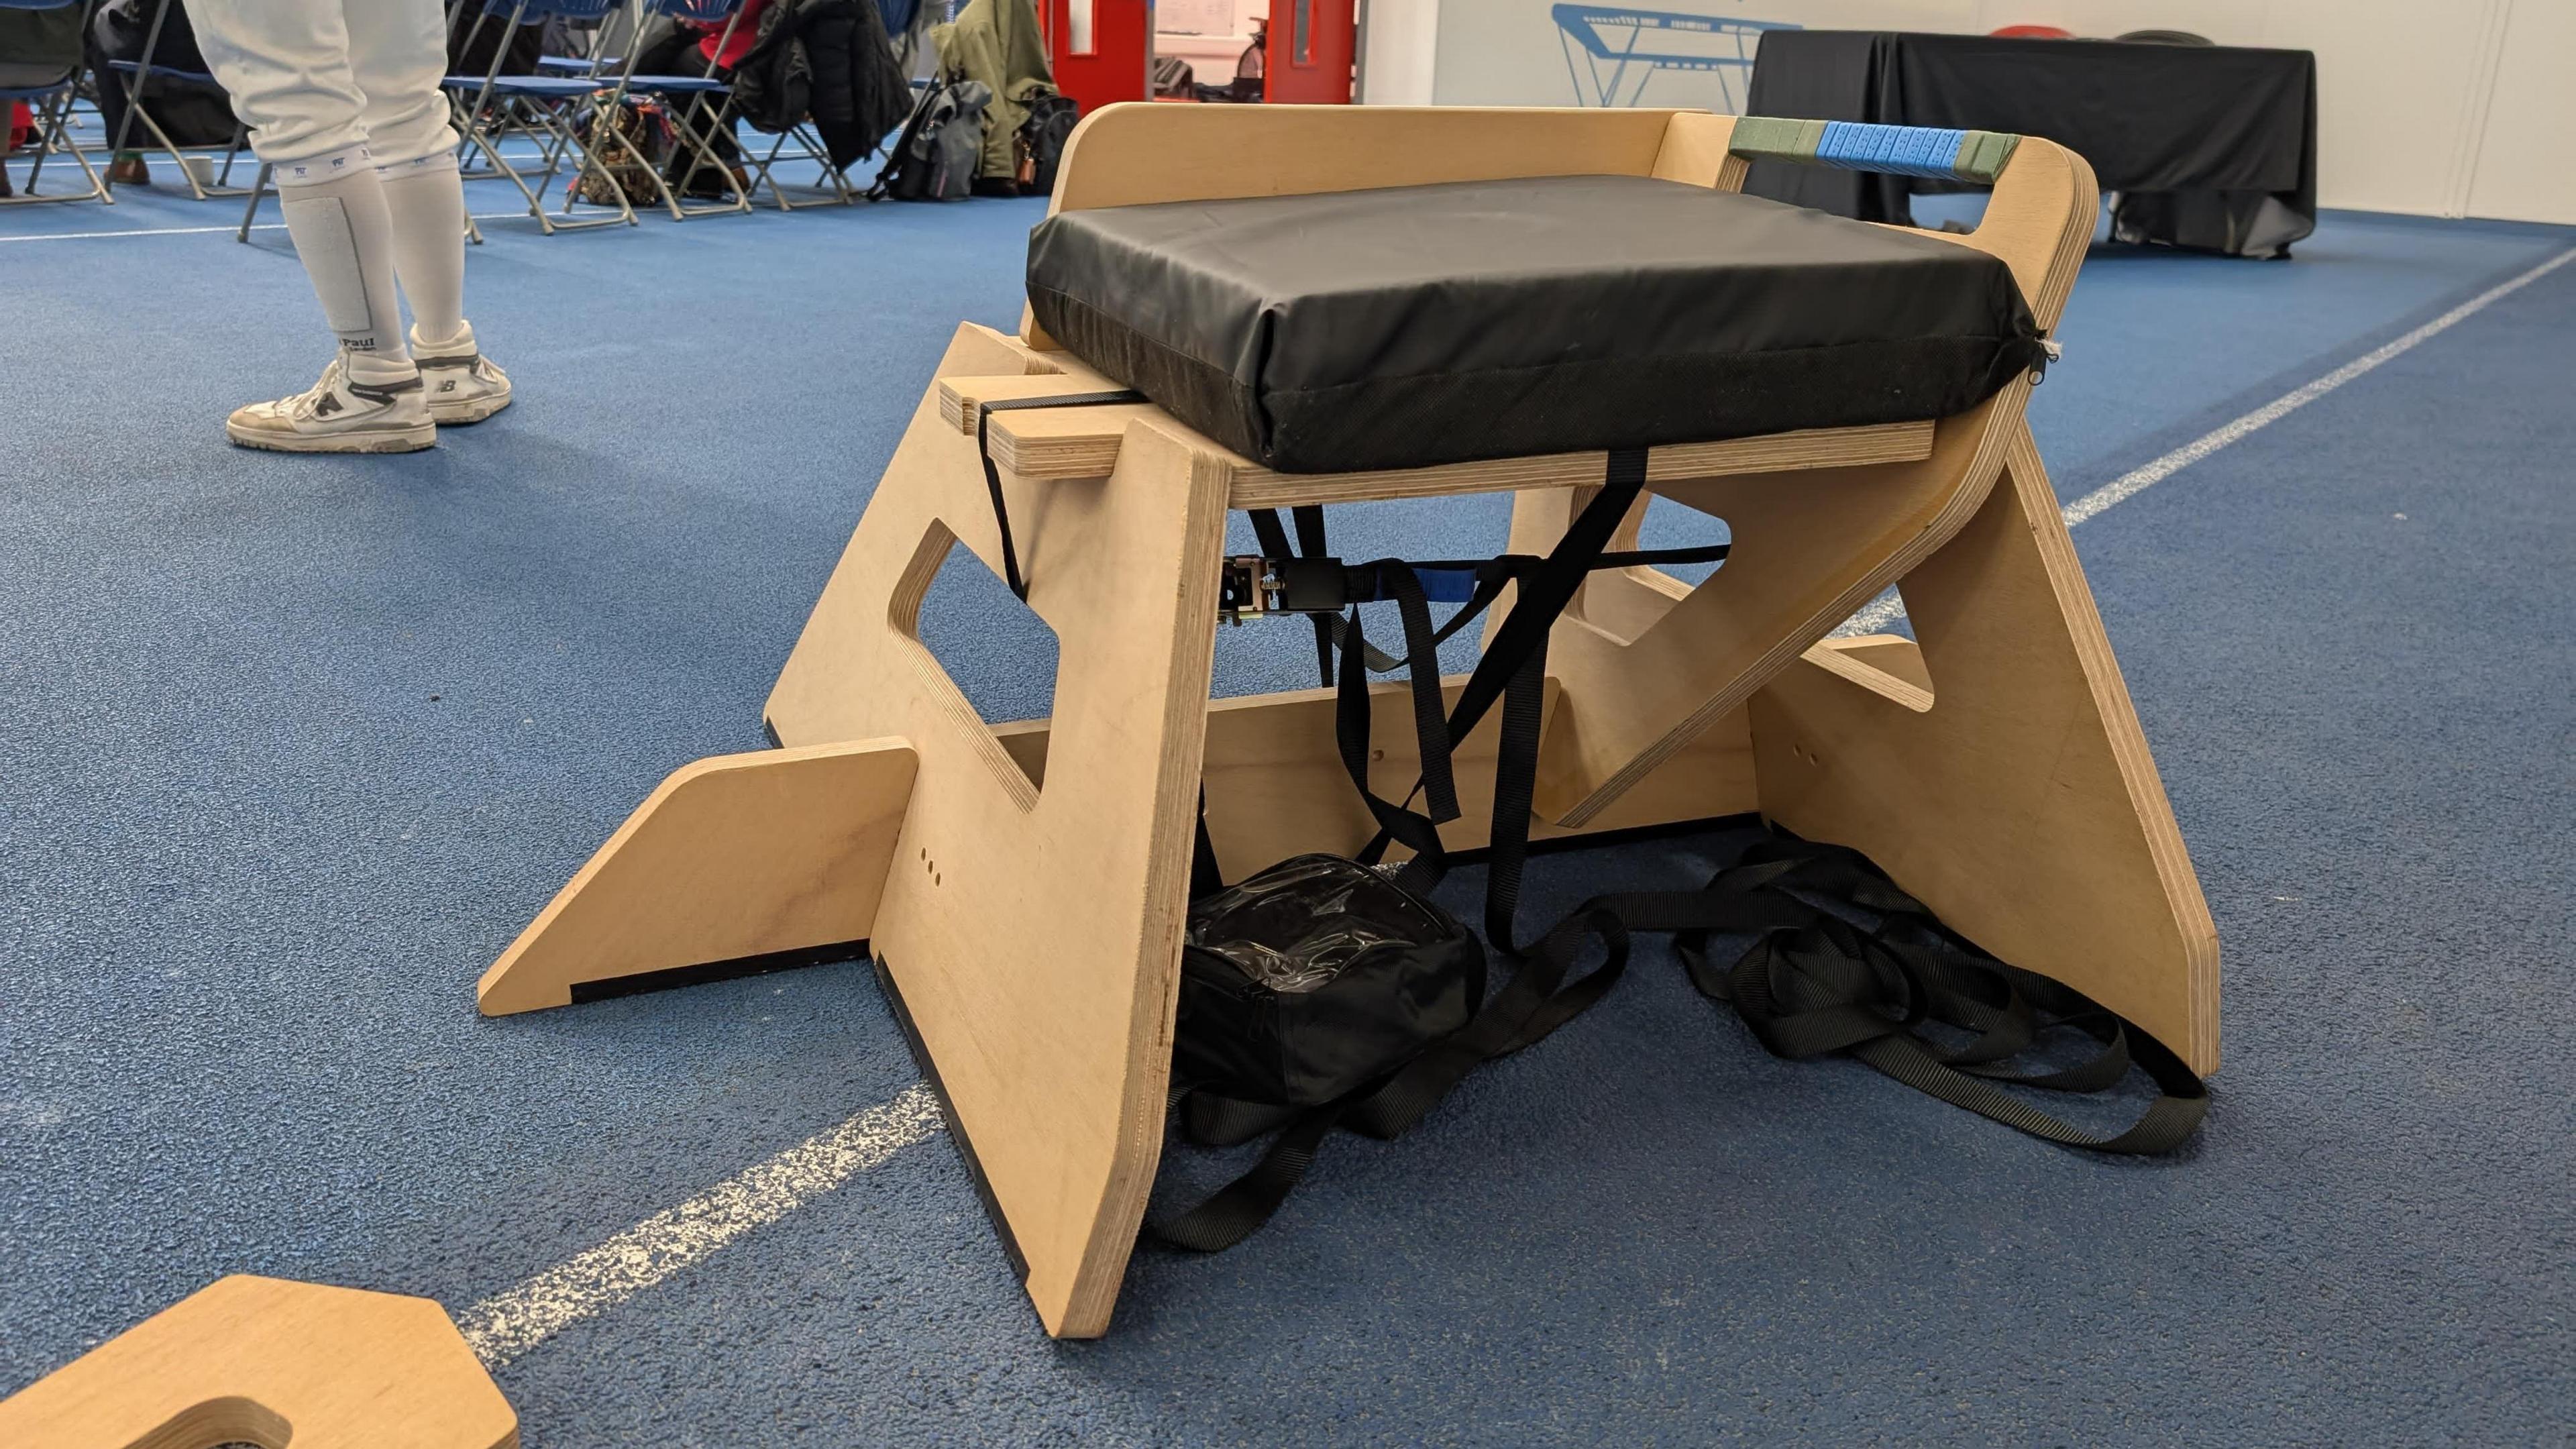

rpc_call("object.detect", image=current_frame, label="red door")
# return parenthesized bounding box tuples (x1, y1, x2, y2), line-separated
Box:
(1263, 0, 1356, 104)
(1045, 0, 1152, 115)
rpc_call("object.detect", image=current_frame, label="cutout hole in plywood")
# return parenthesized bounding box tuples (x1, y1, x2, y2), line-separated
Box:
(149, 1399, 291, 1449)
(1566, 493, 1730, 646)
(1632, 494, 1731, 587)
(890, 525, 1062, 800)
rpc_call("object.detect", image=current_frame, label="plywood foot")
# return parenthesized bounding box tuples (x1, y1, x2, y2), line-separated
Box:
(478, 738, 918, 1016)
(0, 1275, 515, 1449)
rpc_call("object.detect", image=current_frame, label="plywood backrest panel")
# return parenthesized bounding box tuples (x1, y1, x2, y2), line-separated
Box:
(1046, 103, 1680, 216)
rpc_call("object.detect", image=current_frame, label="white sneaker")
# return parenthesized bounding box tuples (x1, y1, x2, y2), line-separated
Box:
(226, 350, 436, 454)
(413, 323, 513, 425)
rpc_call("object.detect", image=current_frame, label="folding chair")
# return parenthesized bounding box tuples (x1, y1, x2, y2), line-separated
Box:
(443, 0, 554, 180)
(529, 0, 661, 75)
(476, 105, 2219, 1338)
(99, 0, 253, 201)
(443, 0, 639, 233)
(721, 0, 867, 213)
(600, 0, 753, 219)
(743, 104, 859, 210)
(597, 0, 850, 215)
(0, 0, 111, 206)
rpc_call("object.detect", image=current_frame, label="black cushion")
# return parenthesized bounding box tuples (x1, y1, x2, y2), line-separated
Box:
(1025, 174, 2047, 475)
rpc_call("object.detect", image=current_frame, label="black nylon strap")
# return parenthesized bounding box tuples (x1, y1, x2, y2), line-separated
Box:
(1292, 506, 1336, 687)
(1147, 1101, 1344, 1252)
(1246, 506, 1293, 561)
(1601, 837, 2208, 1154)
(1252, 506, 1403, 680)
(1444, 449, 1650, 749)
(1151, 454, 1660, 1250)
(1332, 567, 1458, 876)
(975, 390, 1144, 600)
(1157, 440, 2203, 1252)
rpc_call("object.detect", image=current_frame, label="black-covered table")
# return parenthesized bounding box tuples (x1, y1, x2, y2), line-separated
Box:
(1744, 31, 2316, 258)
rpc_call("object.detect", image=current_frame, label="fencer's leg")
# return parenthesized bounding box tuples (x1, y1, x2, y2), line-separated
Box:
(270, 146, 413, 372)
(379, 153, 466, 344)
(193, 0, 405, 366)
(350, 0, 508, 425)
(228, 148, 435, 452)
(191, 0, 433, 452)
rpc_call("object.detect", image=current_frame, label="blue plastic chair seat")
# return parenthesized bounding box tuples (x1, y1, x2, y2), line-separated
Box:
(537, 54, 618, 72)
(0, 80, 74, 102)
(442, 74, 604, 97)
(107, 59, 221, 84)
(624, 74, 729, 93)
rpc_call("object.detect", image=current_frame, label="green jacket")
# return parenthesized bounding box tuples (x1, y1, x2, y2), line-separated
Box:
(931, 0, 1055, 181)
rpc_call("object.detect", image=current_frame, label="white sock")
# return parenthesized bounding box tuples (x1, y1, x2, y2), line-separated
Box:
(275, 143, 413, 382)
(378, 152, 468, 350)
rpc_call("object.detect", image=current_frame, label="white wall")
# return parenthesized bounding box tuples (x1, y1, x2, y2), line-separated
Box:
(1387, 0, 2571, 223)
(1360, 0, 1444, 104)
(2463, 0, 2576, 225)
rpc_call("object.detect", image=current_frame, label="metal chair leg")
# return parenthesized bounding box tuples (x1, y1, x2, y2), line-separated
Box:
(235, 161, 269, 241)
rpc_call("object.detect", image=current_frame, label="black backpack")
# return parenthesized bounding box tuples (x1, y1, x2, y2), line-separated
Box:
(1016, 88, 1078, 197)
(873, 76, 989, 201)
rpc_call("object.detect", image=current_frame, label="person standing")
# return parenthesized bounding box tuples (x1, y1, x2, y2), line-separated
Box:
(191, 0, 510, 453)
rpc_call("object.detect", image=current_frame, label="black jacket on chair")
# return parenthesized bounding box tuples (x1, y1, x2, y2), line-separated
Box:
(729, 0, 910, 168)
(78, 0, 233, 148)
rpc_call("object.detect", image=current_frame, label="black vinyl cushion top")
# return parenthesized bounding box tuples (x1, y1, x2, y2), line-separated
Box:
(1024, 174, 2047, 475)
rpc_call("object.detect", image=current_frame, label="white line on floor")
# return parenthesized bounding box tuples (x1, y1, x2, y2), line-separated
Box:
(452, 1083, 943, 1366)
(1836, 244, 2576, 637)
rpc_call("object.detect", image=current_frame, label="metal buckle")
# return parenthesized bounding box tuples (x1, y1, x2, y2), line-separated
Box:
(1218, 555, 1285, 625)
(1218, 555, 1351, 623)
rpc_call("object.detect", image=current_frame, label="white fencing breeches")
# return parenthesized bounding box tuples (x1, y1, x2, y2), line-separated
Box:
(190, 0, 456, 168)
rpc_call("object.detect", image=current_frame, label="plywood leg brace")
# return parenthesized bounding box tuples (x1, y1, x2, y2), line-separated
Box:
(473, 107, 2215, 1339)
(1755, 425, 2221, 1067)
(0, 1275, 516, 1449)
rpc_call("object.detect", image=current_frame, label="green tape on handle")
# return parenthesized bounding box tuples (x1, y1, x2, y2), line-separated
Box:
(1726, 116, 2022, 184)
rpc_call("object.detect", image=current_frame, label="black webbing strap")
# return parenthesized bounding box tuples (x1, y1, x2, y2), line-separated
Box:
(1154, 446, 2204, 1251)
(1250, 506, 1399, 682)
(1333, 561, 1460, 873)
(1154, 832, 2208, 1250)
(1597, 836, 2208, 1152)
(1148, 1087, 1345, 1253)
(1151, 453, 1656, 1252)
(1445, 448, 1651, 749)
(1293, 506, 1334, 686)
(974, 390, 1144, 600)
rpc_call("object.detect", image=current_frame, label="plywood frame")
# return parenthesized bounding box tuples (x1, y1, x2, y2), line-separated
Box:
(475, 104, 2216, 1339)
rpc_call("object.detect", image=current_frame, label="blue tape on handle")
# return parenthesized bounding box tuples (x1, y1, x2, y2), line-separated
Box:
(1729, 115, 2022, 182)
(1817, 121, 1973, 179)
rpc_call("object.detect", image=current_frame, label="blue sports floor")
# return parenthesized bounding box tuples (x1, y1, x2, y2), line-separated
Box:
(4, 155, 2573, 1445)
